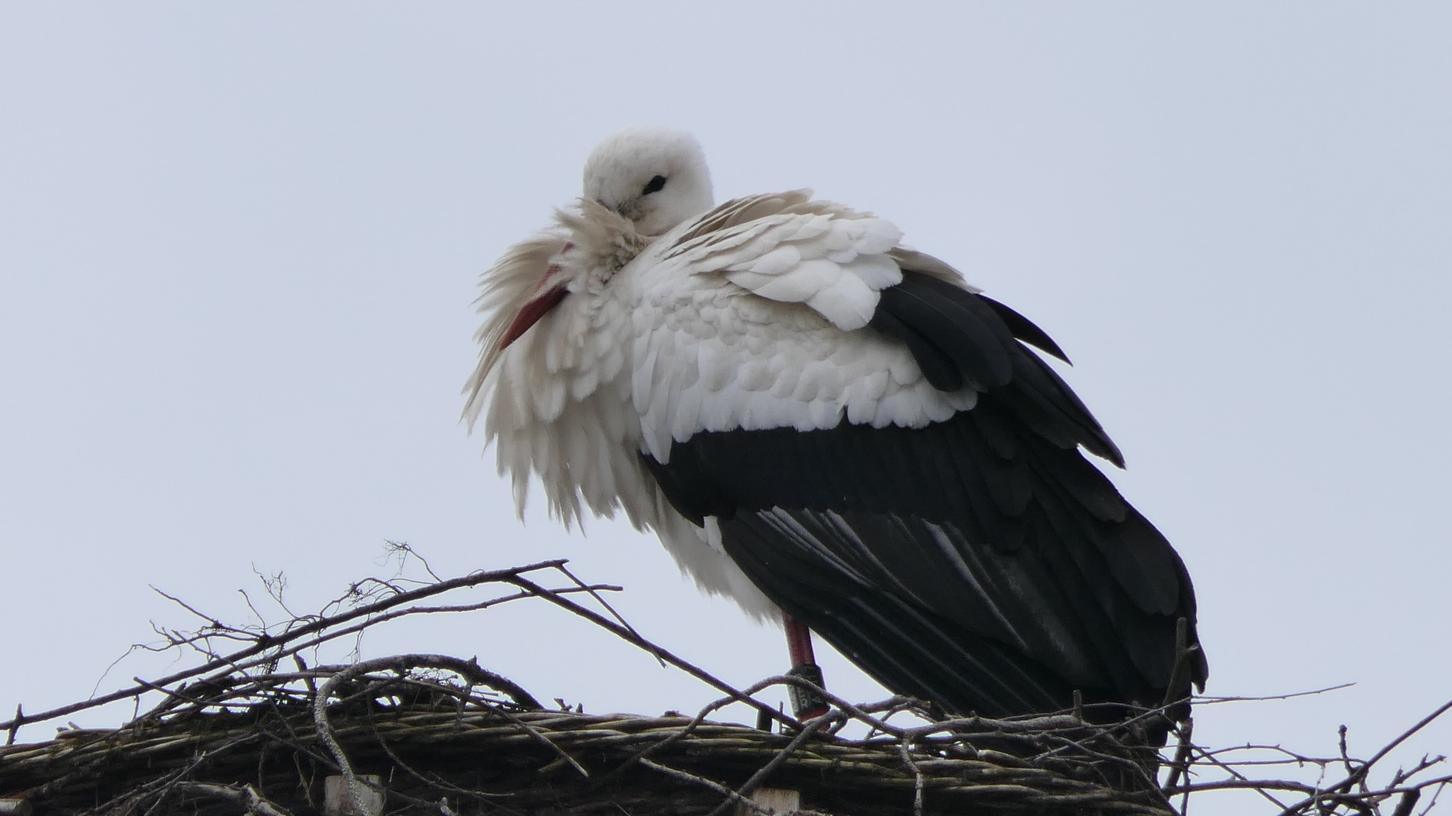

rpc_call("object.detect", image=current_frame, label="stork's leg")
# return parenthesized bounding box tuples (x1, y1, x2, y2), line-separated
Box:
(783, 613, 829, 719)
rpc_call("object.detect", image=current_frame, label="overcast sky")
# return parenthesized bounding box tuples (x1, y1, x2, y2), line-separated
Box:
(2, 4, 1449, 812)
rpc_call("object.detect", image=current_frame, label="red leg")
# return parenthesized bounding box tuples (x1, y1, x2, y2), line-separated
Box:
(783, 613, 829, 719)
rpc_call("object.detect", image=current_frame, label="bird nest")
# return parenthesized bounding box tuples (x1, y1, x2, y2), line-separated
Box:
(0, 683, 1170, 816)
(2, 550, 1448, 815)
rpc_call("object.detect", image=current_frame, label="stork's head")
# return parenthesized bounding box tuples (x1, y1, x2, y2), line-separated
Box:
(473, 128, 715, 367)
(465, 128, 714, 435)
(583, 126, 713, 236)
(465, 128, 714, 525)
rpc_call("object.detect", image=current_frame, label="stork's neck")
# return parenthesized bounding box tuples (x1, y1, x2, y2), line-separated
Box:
(480, 206, 657, 531)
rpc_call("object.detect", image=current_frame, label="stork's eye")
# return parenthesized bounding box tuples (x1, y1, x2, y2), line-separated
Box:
(641, 175, 668, 195)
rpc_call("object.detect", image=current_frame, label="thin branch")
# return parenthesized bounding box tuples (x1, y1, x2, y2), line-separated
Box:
(506, 574, 805, 734)
(557, 561, 666, 669)
(172, 782, 294, 816)
(636, 757, 774, 816)
(707, 713, 832, 816)
(0, 560, 568, 734)
(7, 553, 1451, 816)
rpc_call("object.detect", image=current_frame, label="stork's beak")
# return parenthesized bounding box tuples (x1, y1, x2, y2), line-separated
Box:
(498, 281, 568, 350)
(615, 197, 643, 222)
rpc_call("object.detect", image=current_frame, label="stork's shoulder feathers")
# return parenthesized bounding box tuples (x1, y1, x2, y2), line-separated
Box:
(622, 191, 982, 462)
(656, 190, 905, 330)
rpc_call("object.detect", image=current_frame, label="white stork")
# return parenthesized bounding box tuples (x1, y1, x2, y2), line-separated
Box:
(464, 127, 1207, 738)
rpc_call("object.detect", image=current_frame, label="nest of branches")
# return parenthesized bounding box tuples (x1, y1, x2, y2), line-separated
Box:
(1, 551, 1448, 816)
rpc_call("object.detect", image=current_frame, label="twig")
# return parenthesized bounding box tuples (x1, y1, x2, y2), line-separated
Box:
(1194, 683, 1356, 704)
(1162, 716, 1194, 794)
(312, 654, 550, 814)
(8, 554, 1451, 816)
(557, 562, 666, 669)
(506, 574, 805, 734)
(5, 704, 19, 746)
(172, 782, 294, 816)
(636, 757, 773, 816)
(1392, 788, 1422, 816)
(363, 707, 523, 810)
(0, 560, 568, 734)
(899, 736, 926, 816)
(1274, 698, 1452, 816)
(706, 713, 832, 816)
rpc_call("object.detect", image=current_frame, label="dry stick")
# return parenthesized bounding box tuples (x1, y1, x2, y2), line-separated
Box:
(898, 737, 927, 816)
(324, 663, 528, 803)
(1195, 743, 1352, 766)
(912, 708, 1158, 792)
(479, 699, 591, 778)
(1338, 724, 1367, 796)
(1387, 755, 1449, 800)
(635, 757, 774, 816)
(1193, 683, 1355, 704)
(1179, 741, 1290, 811)
(590, 674, 821, 793)
(1360, 700, 1452, 777)
(171, 782, 295, 816)
(1306, 779, 1452, 814)
(0, 560, 570, 736)
(363, 708, 525, 812)
(704, 713, 834, 816)
(1160, 779, 1326, 796)
(313, 675, 368, 816)
(294, 653, 318, 700)
(1392, 789, 1422, 816)
(150, 585, 231, 631)
(130, 676, 229, 718)
(1273, 697, 1452, 816)
(72, 574, 612, 734)
(855, 696, 927, 740)
(20, 559, 1433, 816)
(187, 583, 620, 698)
(600, 670, 909, 794)
(310, 654, 579, 816)
(1180, 761, 1190, 816)
(555, 562, 666, 669)
(1166, 771, 1452, 799)
(82, 733, 261, 816)
(1422, 780, 1449, 815)
(385, 540, 445, 583)
(5, 705, 19, 746)
(265, 703, 492, 816)
(1161, 717, 1195, 794)
(312, 659, 484, 816)
(506, 575, 805, 733)
(611, 673, 1150, 815)
(238, 586, 274, 632)
(1019, 729, 1166, 802)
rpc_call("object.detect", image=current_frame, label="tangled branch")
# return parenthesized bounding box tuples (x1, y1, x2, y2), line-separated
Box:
(0, 549, 1447, 816)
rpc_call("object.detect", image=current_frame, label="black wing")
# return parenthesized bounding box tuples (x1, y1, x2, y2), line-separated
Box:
(642, 270, 1208, 735)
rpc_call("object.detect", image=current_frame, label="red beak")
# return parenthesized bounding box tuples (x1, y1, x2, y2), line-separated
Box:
(499, 283, 568, 350)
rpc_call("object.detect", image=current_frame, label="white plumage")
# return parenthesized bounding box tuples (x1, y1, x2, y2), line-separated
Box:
(629, 191, 980, 462)
(464, 127, 1206, 732)
(464, 153, 969, 615)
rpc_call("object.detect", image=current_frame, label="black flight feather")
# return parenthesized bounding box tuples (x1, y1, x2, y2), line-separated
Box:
(640, 267, 1206, 744)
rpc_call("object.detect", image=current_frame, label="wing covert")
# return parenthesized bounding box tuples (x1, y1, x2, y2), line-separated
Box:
(636, 259, 1206, 734)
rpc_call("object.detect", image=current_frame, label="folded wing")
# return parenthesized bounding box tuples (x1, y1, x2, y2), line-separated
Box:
(632, 196, 1207, 733)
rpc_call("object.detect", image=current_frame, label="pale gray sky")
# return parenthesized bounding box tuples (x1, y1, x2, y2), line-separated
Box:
(2, 4, 1449, 812)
